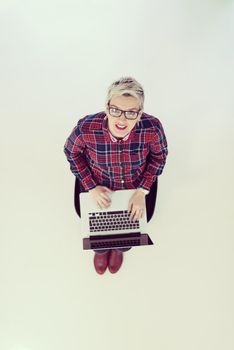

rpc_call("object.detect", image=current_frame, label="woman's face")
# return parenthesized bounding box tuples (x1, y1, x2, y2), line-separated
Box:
(106, 95, 142, 138)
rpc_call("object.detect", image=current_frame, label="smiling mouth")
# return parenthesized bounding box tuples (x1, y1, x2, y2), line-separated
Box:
(115, 124, 127, 130)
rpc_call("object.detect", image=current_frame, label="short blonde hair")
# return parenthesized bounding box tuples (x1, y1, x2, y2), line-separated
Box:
(105, 77, 145, 110)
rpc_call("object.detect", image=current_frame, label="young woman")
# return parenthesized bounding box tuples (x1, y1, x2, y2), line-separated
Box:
(64, 77, 168, 275)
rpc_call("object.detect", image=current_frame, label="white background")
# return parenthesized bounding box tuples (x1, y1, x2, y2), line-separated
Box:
(0, 1, 234, 349)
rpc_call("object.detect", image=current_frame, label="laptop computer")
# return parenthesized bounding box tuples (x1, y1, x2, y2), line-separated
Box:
(79, 189, 153, 250)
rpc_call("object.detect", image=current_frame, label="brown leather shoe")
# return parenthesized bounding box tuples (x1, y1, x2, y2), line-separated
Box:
(94, 251, 110, 274)
(108, 250, 123, 273)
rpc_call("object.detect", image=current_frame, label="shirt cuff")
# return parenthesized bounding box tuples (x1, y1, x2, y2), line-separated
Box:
(81, 177, 97, 191)
(139, 178, 153, 192)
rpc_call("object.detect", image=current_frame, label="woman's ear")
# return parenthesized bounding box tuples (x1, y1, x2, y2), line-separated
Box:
(138, 110, 143, 119)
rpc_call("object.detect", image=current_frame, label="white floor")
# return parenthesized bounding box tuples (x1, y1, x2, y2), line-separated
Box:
(1, 159, 233, 350)
(1, 1, 234, 348)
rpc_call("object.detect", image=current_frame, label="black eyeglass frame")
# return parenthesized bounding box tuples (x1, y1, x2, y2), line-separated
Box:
(107, 104, 141, 120)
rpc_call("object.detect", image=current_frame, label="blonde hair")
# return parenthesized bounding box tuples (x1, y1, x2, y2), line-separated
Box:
(105, 77, 145, 110)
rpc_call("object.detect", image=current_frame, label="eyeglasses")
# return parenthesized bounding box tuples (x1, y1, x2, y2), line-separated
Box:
(108, 105, 141, 120)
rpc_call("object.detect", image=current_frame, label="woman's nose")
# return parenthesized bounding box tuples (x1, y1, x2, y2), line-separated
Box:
(119, 113, 126, 121)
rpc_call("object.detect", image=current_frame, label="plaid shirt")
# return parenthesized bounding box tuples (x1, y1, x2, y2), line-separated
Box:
(64, 111, 168, 191)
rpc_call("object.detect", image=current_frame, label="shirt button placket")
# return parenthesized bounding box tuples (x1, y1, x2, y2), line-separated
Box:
(119, 140, 125, 189)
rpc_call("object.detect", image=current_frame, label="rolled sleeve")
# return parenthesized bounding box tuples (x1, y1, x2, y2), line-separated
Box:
(64, 121, 97, 191)
(139, 122, 168, 190)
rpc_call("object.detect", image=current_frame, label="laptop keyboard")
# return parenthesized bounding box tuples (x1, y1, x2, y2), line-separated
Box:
(90, 238, 141, 249)
(89, 210, 140, 232)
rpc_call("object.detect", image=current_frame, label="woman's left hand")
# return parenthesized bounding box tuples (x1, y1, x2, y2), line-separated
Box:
(128, 189, 146, 222)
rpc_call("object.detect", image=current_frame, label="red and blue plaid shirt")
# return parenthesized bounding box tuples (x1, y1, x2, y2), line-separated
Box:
(64, 111, 168, 191)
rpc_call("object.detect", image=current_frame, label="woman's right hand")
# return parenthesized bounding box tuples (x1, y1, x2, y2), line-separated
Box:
(89, 186, 113, 209)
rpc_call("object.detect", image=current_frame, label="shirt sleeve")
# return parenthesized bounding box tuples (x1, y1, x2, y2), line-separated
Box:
(64, 120, 97, 191)
(139, 121, 168, 191)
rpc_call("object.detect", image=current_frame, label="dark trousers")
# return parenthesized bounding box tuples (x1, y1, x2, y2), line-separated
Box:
(74, 179, 158, 254)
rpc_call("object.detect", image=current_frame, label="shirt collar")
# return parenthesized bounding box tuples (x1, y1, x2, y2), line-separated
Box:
(108, 132, 130, 142)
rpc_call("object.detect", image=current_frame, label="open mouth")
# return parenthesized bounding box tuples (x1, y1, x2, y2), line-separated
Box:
(115, 124, 127, 131)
